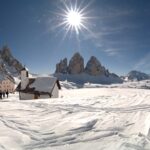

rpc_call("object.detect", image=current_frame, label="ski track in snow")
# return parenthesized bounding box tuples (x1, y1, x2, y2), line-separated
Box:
(0, 87, 150, 150)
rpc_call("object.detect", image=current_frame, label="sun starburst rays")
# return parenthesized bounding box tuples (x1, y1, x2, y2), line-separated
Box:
(54, 1, 92, 37)
(62, 8, 87, 35)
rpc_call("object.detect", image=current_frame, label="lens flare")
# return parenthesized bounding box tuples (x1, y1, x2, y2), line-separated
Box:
(54, 1, 93, 36)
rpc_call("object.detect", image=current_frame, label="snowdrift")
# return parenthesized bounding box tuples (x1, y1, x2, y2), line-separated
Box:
(0, 86, 150, 149)
(54, 73, 123, 85)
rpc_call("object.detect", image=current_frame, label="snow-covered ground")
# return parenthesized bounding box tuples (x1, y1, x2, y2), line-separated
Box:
(0, 82, 150, 149)
(61, 79, 150, 90)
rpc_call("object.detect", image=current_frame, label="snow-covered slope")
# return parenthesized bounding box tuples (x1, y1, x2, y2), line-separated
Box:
(60, 79, 150, 90)
(55, 73, 123, 85)
(0, 86, 150, 150)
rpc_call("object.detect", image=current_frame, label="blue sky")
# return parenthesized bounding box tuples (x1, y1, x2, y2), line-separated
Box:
(0, 0, 150, 75)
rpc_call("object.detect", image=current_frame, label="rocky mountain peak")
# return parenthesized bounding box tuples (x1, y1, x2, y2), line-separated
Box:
(72, 52, 81, 58)
(89, 56, 101, 65)
(55, 58, 68, 74)
(0, 45, 23, 76)
(68, 52, 84, 74)
(1, 46, 12, 58)
(54, 52, 122, 84)
(55, 53, 109, 76)
(1, 46, 13, 65)
(126, 70, 150, 81)
(85, 56, 106, 76)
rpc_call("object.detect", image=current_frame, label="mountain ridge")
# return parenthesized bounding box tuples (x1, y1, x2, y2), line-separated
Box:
(124, 70, 150, 81)
(54, 52, 123, 84)
(0, 46, 23, 79)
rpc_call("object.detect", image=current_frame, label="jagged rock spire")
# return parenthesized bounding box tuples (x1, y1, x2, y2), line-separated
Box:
(68, 52, 84, 74)
(55, 58, 68, 74)
(85, 56, 106, 76)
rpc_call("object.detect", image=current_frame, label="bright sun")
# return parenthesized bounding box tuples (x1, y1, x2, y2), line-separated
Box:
(63, 8, 85, 34)
(67, 10, 82, 27)
(55, 1, 92, 36)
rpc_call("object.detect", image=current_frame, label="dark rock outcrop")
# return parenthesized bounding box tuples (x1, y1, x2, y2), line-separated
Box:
(55, 58, 68, 74)
(68, 53, 84, 74)
(54, 52, 123, 84)
(0, 45, 23, 76)
(85, 56, 106, 76)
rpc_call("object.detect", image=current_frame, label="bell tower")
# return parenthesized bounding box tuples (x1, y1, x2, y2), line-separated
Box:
(21, 67, 29, 90)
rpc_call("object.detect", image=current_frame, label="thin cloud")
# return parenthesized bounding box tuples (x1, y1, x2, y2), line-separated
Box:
(81, 6, 139, 56)
(134, 52, 150, 73)
(104, 48, 120, 56)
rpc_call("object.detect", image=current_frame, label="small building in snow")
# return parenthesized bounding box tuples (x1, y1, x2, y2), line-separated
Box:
(0, 75, 15, 93)
(17, 68, 61, 100)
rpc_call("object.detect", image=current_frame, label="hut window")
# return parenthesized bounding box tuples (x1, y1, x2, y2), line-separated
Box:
(26, 72, 29, 77)
(34, 94, 39, 99)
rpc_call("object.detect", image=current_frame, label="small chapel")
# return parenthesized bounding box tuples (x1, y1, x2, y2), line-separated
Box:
(17, 68, 61, 100)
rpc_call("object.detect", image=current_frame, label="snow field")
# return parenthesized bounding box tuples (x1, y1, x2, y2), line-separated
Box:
(0, 87, 149, 150)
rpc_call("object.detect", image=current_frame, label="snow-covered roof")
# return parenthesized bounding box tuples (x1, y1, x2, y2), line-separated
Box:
(17, 76, 61, 94)
(21, 67, 29, 71)
(29, 77, 59, 93)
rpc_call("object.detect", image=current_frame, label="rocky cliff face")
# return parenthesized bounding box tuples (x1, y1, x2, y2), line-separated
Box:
(55, 52, 119, 77)
(55, 58, 68, 74)
(54, 52, 122, 84)
(85, 56, 106, 76)
(0, 46, 23, 77)
(68, 53, 84, 74)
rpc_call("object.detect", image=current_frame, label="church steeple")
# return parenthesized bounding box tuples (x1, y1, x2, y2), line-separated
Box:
(21, 67, 29, 90)
(21, 67, 28, 79)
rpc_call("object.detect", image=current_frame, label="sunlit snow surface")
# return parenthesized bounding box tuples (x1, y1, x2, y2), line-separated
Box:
(0, 81, 150, 150)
